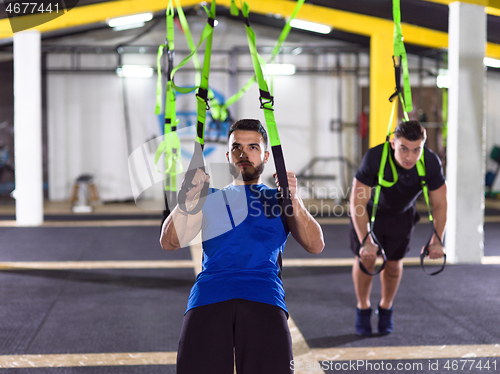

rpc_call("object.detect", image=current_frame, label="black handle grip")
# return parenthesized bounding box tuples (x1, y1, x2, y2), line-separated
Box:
(389, 55, 402, 102)
(177, 142, 208, 215)
(177, 179, 209, 215)
(420, 248, 446, 276)
(278, 193, 293, 217)
(358, 231, 387, 276)
(420, 226, 446, 276)
(272, 145, 293, 216)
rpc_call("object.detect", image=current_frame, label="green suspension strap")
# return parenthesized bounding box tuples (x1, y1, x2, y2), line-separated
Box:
(371, 101, 399, 221)
(221, 0, 305, 113)
(421, 51, 447, 275)
(176, 0, 216, 214)
(176, 1, 231, 140)
(416, 157, 446, 275)
(241, 1, 293, 215)
(175, 0, 202, 87)
(169, 2, 215, 96)
(155, 0, 181, 221)
(361, 0, 445, 276)
(390, 0, 412, 115)
(359, 0, 412, 276)
(357, 100, 398, 276)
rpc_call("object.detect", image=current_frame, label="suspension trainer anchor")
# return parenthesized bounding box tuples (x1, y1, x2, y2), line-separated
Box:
(196, 87, 211, 111)
(259, 89, 275, 110)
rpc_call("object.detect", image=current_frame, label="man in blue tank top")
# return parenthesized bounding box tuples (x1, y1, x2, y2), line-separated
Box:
(160, 119, 324, 374)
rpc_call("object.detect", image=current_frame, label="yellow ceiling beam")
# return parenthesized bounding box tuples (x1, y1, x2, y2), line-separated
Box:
(0, 0, 201, 39)
(233, 1, 500, 59)
(230, 0, 449, 48)
(424, 0, 500, 9)
(424, 0, 500, 17)
(0, 0, 495, 56)
(236, 1, 500, 59)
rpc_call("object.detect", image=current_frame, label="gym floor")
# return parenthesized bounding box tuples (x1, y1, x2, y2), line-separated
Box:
(0, 199, 499, 373)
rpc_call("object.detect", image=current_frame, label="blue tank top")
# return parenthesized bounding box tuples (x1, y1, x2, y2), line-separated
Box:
(185, 184, 290, 314)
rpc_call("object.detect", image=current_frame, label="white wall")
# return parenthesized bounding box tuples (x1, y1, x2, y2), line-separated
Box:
(48, 70, 158, 201)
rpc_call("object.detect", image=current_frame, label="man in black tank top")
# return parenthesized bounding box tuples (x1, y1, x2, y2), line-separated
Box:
(349, 121, 447, 336)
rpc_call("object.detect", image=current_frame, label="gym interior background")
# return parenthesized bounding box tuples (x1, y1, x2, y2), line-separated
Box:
(0, 1, 500, 373)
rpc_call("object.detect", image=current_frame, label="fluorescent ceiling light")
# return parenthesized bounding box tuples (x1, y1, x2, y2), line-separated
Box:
(262, 63, 296, 76)
(107, 13, 153, 28)
(112, 22, 146, 31)
(289, 19, 332, 34)
(116, 65, 154, 78)
(484, 57, 500, 68)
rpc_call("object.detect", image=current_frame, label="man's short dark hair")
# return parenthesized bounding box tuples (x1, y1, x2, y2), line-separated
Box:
(227, 119, 268, 150)
(394, 120, 427, 142)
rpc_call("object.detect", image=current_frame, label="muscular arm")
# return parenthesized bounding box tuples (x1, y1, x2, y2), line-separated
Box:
(350, 178, 371, 242)
(159, 169, 207, 251)
(350, 178, 378, 261)
(160, 205, 203, 251)
(426, 182, 447, 258)
(278, 172, 324, 254)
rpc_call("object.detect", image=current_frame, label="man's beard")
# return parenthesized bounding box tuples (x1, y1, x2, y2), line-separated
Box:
(229, 161, 265, 181)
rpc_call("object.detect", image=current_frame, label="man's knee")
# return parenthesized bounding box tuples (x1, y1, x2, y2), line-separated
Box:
(355, 256, 377, 273)
(383, 260, 402, 277)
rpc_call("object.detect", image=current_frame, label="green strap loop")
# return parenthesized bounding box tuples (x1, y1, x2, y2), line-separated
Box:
(173, 1, 216, 215)
(416, 155, 433, 221)
(241, 1, 280, 147)
(166, 1, 174, 50)
(155, 0, 182, 195)
(176, 0, 227, 134)
(155, 44, 166, 116)
(175, 0, 202, 86)
(221, 0, 305, 113)
(223, 76, 256, 109)
(230, 0, 239, 16)
(155, 132, 182, 173)
(170, 3, 215, 96)
(399, 93, 409, 122)
(196, 1, 216, 146)
(371, 100, 399, 222)
(392, 0, 412, 115)
(155, 1, 177, 115)
(379, 99, 399, 186)
(241, 1, 293, 215)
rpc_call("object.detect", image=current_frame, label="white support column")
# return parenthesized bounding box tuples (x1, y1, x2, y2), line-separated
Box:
(13, 31, 43, 226)
(446, 2, 486, 263)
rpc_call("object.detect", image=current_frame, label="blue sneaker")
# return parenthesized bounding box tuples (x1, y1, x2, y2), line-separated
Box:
(355, 308, 372, 336)
(377, 305, 394, 335)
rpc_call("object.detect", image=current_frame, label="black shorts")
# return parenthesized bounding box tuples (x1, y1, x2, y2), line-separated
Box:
(177, 299, 293, 374)
(350, 206, 420, 261)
